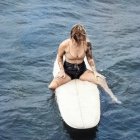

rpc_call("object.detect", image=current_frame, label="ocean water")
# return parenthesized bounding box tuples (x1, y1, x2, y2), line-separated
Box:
(0, 0, 140, 140)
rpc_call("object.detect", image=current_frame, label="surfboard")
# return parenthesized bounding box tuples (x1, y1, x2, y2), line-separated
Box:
(53, 56, 100, 129)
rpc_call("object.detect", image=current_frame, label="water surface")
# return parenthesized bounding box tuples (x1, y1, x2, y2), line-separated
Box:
(0, 0, 140, 140)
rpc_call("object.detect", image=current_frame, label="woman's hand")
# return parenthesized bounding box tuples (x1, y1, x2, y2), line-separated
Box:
(56, 70, 66, 78)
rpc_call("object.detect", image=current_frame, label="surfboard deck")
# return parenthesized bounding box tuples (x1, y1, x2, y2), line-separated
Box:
(53, 56, 100, 129)
(55, 79, 100, 129)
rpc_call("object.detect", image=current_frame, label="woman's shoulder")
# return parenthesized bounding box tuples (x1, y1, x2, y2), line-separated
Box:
(59, 39, 71, 49)
(61, 38, 71, 45)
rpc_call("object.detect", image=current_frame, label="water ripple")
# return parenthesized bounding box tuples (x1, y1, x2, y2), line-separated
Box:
(0, 0, 140, 139)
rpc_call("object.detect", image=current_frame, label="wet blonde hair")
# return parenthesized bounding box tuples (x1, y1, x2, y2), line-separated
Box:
(70, 24, 87, 41)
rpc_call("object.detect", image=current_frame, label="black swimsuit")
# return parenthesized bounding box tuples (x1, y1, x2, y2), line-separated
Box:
(64, 61, 87, 79)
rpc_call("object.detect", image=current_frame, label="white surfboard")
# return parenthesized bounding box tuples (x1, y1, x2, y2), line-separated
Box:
(53, 56, 100, 129)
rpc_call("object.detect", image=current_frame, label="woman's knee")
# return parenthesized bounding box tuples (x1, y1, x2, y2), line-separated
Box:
(48, 80, 59, 89)
(49, 75, 71, 90)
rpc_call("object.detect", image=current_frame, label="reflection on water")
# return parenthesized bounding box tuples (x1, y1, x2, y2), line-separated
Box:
(64, 122, 98, 140)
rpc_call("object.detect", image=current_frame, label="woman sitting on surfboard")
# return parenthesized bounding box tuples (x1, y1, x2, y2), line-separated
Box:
(49, 24, 121, 104)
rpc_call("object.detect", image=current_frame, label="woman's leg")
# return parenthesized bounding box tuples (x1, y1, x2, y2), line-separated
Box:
(79, 70, 98, 84)
(79, 70, 120, 103)
(48, 74, 71, 90)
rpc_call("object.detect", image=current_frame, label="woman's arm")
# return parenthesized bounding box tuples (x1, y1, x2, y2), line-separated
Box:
(56, 41, 66, 78)
(86, 42, 96, 72)
(57, 43, 65, 71)
(86, 42, 105, 79)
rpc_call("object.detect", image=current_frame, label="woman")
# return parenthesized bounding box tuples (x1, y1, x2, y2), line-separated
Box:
(49, 24, 121, 104)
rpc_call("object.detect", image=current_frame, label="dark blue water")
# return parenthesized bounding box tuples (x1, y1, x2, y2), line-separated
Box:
(0, 0, 140, 140)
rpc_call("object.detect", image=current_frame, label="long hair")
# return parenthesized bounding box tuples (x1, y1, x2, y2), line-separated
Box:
(70, 24, 87, 43)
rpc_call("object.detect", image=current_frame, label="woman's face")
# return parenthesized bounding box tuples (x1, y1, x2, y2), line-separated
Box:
(73, 32, 86, 42)
(71, 25, 87, 43)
